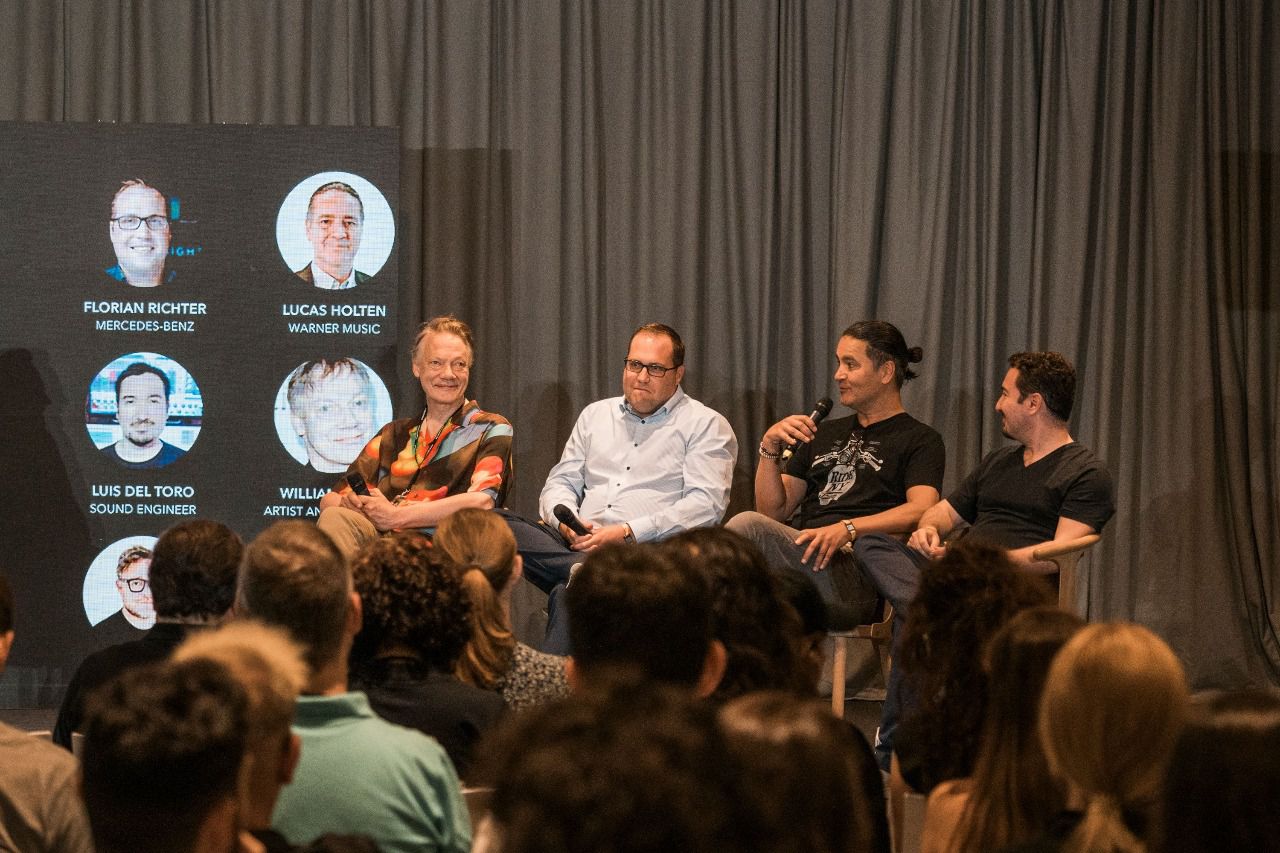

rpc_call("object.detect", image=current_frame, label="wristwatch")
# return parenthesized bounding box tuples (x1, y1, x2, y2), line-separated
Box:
(842, 519, 858, 544)
(622, 523, 636, 544)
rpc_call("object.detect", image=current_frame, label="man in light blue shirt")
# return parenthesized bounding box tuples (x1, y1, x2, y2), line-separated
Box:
(503, 323, 738, 654)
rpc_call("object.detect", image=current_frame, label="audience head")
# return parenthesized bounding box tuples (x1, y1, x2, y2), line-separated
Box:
(953, 606, 1086, 852)
(1039, 622, 1189, 853)
(150, 519, 243, 621)
(1156, 689, 1280, 853)
(236, 520, 354, 683)
(898, 537, 1054, 789)
(81, 658, 248, 853)
(432, 508, 520, 687)
(349, 532, 472, 673)
(661, 527, 811, 702)
(842, 319, 923, 388)
(172, 621, 307, 829)
(565, 542, 724, 696)
(0, 571, 12, 671)
(719, 691, 889, 853)
(479, 675, 746, 853)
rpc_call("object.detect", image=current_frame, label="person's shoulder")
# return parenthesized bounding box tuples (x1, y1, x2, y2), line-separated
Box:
(464, 404, 512, 429)
(895, 412, 944, 441)
(1057, 441, 1108, 470)
(295, 265, 313, 283)
(355, 270, 371, 285)
(0, 721, 78, 774)
(671, 390, 732, 428)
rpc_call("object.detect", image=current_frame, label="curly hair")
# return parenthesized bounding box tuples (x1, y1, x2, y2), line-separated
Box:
(1008, 352, 1075, 422)
(349, 532, 472, 672)
(660, 527, 811, 702)
(897, 537, 1053, 791)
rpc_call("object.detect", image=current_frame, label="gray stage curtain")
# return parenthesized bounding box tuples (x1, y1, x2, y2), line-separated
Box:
(0, 0, 1274, 688)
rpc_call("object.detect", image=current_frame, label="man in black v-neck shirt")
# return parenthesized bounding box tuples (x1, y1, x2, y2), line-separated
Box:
(727, 321, 945, 626)
(855, 351, 1114, 768)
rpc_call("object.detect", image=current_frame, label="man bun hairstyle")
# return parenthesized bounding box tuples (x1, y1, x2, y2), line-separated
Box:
(843, 320, 921, 388)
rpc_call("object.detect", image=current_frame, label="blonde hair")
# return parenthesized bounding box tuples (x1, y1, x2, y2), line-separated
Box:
(1038, 622, 1189, 853)
(412, 315, 474, 363)
(173, 620, 306, 752)
(432, 508, 516, 688)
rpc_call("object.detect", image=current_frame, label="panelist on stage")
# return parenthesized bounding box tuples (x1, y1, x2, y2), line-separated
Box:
(725, 320, 945, 626)
(102, 362, 187, 469)
(502, 323, 737, 654)
(317, 316, 513, 558)
(295, 181, 369, 289)
(855, 350, 1115, 767)
(285, 357, 380, 473)
(106, 179, 174, 288)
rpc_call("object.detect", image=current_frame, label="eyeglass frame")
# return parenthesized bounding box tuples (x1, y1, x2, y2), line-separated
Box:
(116, 577, 150, 593)
(110, 215, 170, 232)
(622, 358, 678, 378)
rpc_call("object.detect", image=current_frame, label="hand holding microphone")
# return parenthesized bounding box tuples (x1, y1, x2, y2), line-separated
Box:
(760, 398, 833, 462)
(553, 503, 590, 536)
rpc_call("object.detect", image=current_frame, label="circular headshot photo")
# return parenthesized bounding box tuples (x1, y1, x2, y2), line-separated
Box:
(86, 353, 202, 470)
(276, 172, 394, 290)
(274, 357, 393, 473)
(106, 178, 176, 288)
(83, 535, 159, 635)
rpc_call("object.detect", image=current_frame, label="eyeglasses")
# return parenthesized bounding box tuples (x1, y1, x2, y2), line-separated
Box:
(117, 577, 149, 592)
(422, 359, 471, 374)
(111, 215, 170, 232)
(623, 359, 677, 378)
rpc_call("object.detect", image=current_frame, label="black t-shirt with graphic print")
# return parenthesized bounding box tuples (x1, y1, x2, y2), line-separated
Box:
(947, 442, 1114, 549)
(786, 412, 945, 529)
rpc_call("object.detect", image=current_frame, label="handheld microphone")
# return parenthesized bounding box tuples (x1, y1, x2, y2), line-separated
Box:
(779, 397, 833, 463)
(553, 503, 590, 536)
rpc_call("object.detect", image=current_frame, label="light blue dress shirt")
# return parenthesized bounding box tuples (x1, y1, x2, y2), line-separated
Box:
(538, 387, 738, 542)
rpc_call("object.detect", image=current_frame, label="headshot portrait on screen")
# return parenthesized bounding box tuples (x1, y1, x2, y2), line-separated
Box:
(276, 172, 394, 289)
(86, 353, 202, 470)
(83, 538, 158, 647)
(106, 178, 174, 288)
(277, 357, 390, 473)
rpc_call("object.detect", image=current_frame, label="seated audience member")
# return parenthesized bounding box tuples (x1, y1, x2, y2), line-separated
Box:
(563, 542, 726, 696)
(174, 622, 374, 853)
(55, 518, 242, 747)
(856, 351, 1115, 766)
(80, 657, 250, 853)
(1012, 622, 1189, 853)
(922, 606, 1085, 853)
(475, 677, 752, 853)
(432, 508, 569, 710)
(720, 691, 890, 853)
(660, 527, 813, 702)
(892, 539, 1052, 796)
(1155, 690, 1280, 853)
(0, 572, 93, 853)
(500, 322, 737, 654)
(349, 532, 504, 780)
(317, 316, 513, 559)
(772, 569, 832, 692)
(726, 320, 944, 626)
(236, 520, 470, 853)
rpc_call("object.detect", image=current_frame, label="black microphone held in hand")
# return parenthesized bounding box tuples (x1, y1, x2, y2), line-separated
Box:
(553, 503, 590, 536)
(779, 397, 834, 463)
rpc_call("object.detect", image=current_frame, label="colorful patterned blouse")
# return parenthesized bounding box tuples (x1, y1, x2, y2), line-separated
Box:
(332, 400, 514, 525)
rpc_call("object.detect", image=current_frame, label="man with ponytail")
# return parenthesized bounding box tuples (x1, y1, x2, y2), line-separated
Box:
(727, 320, 945, 626)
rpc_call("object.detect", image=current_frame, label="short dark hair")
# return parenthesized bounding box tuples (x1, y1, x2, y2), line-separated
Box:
(350, 532, 472, 672)
(306, 181, 364, 221)
(660, 528, 811, 702)
(150, 520, 242, 620)
(115, 362, 170, 402)
(566, 543, 713, 686)
(478, 677, 747, 853)
(1008, 351, 1076, 422)
(0, 572, 12, 634)
(632, 323, 686, 367)
(1158, 690, 1280, 853)
(81, 658, 248, 853)
(236, 521, 350, 675)
(842, 320, 922, 388)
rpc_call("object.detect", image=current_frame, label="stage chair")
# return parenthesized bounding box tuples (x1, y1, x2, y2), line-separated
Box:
(829, 600, 893, 718)
(1032, 533, 1101, 615)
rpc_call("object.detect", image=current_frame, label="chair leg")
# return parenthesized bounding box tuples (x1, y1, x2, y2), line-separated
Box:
(831, 635, 848, 718)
